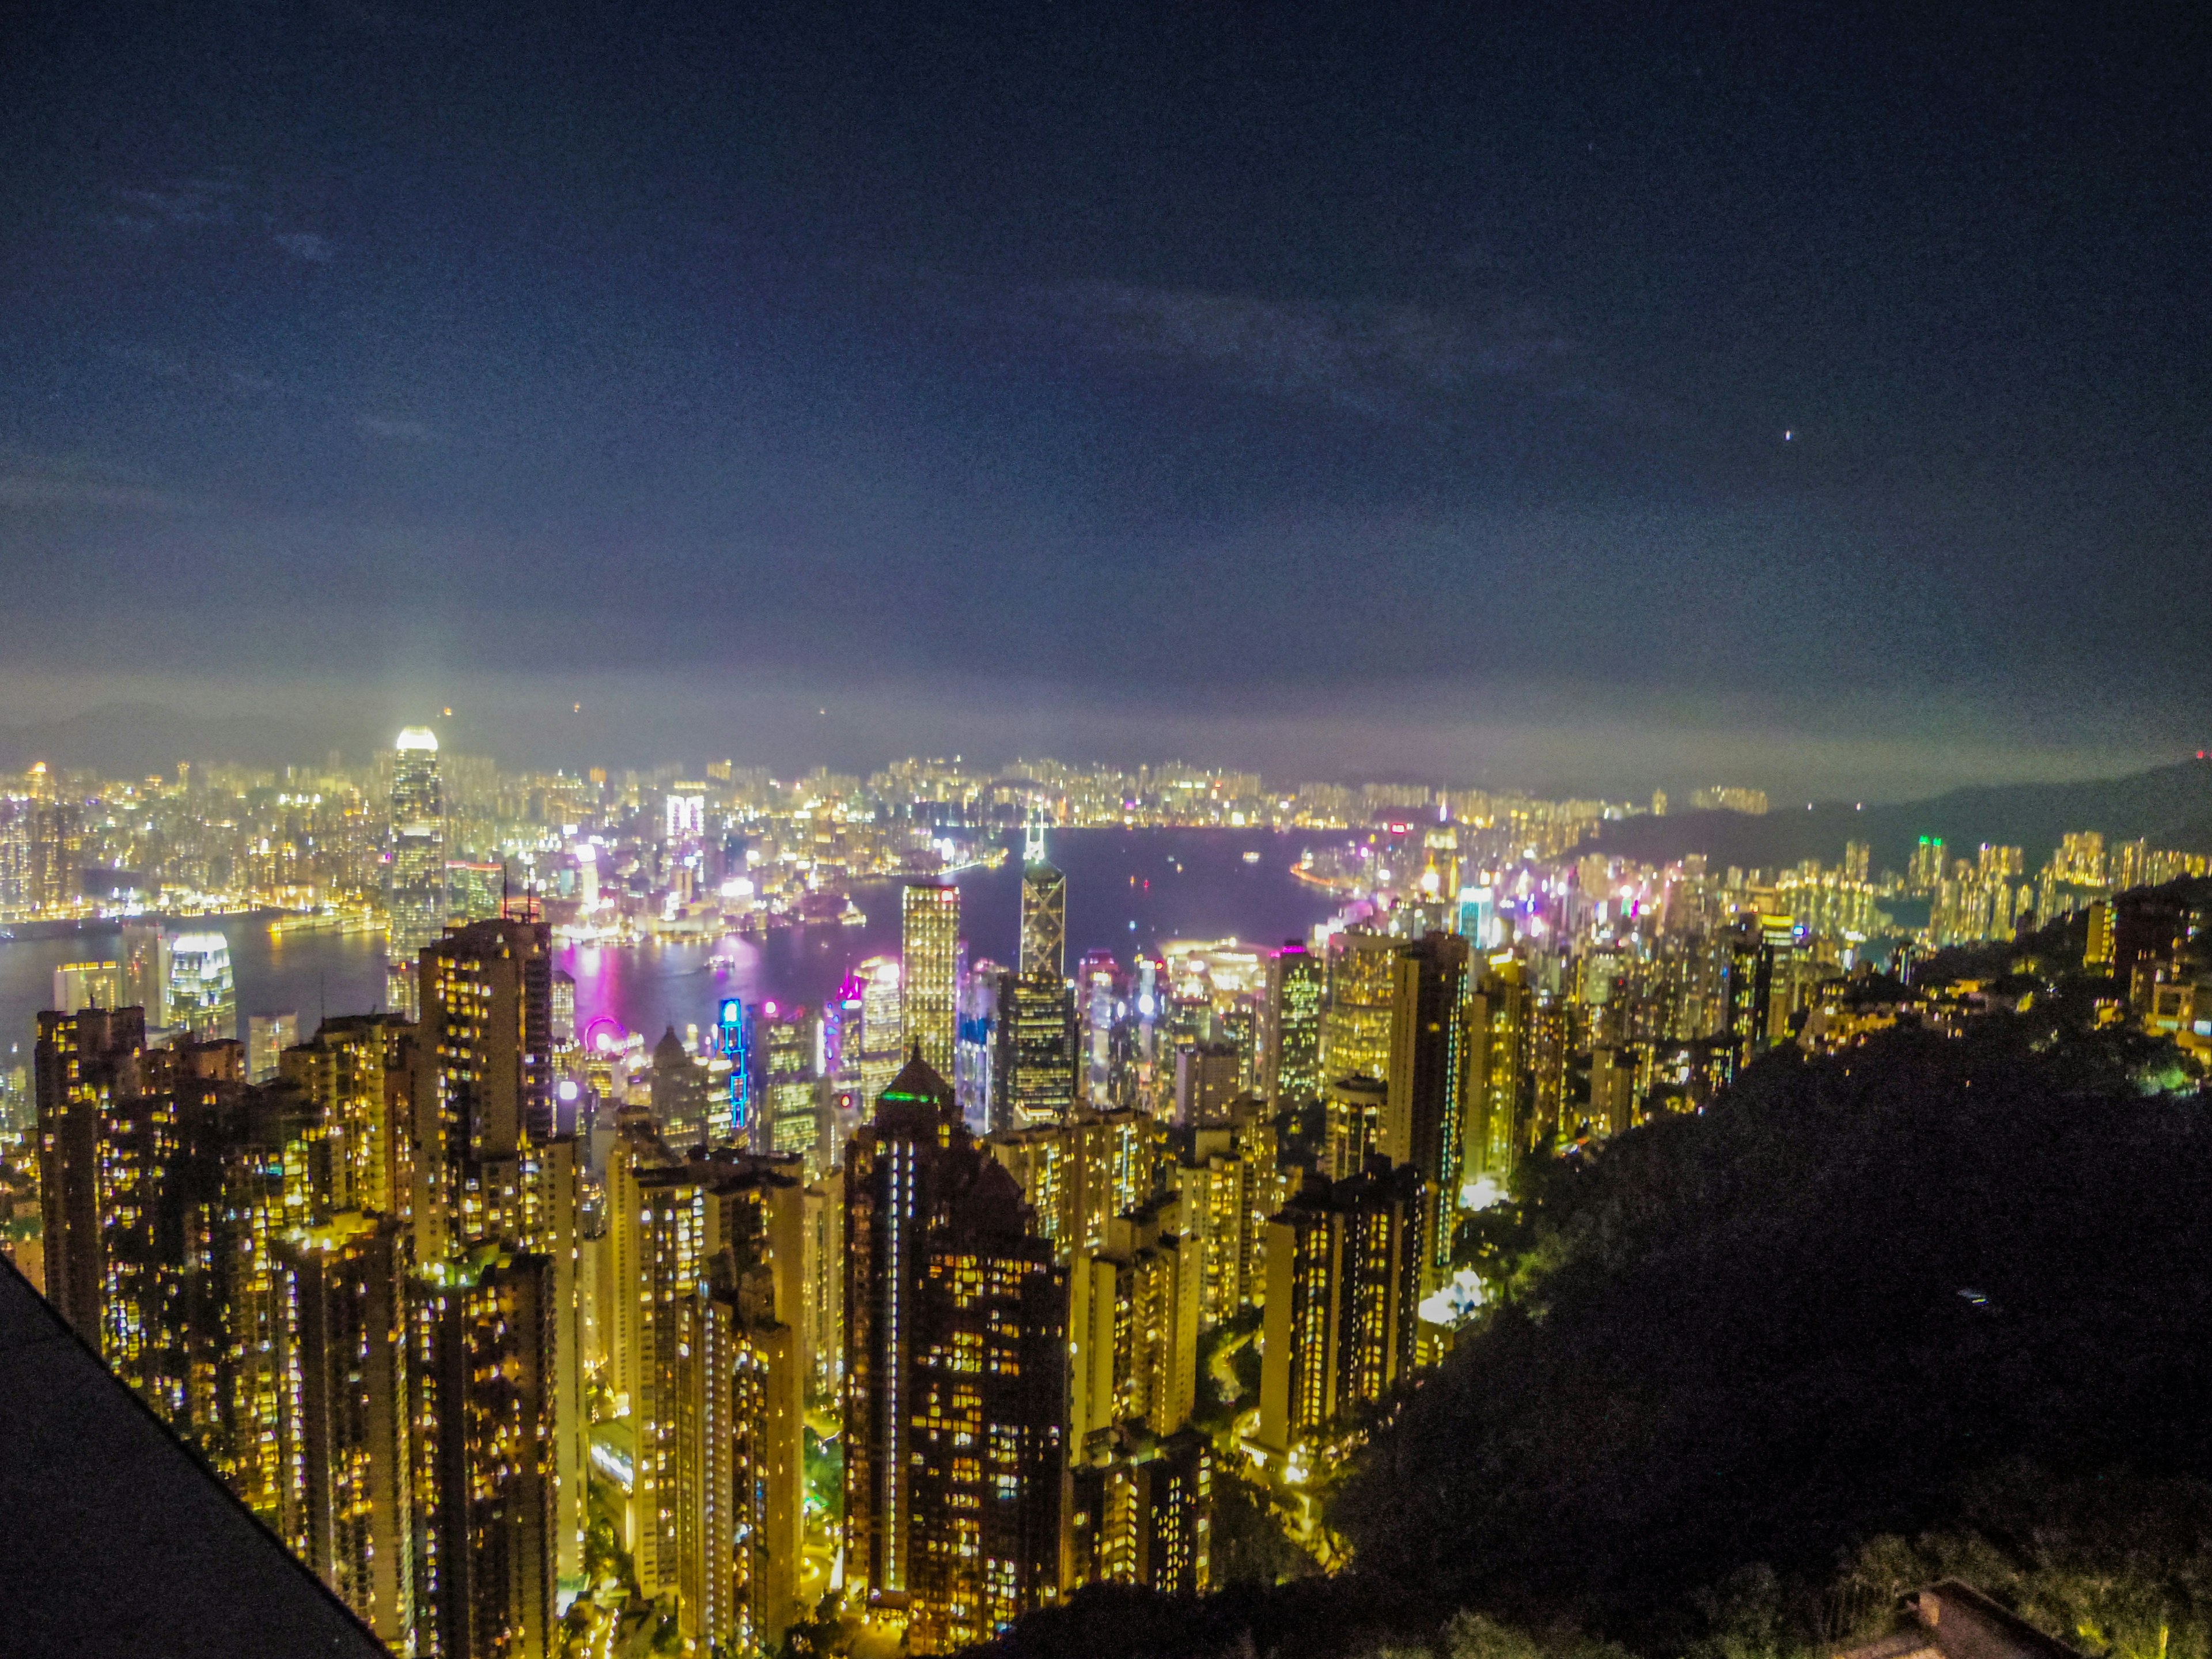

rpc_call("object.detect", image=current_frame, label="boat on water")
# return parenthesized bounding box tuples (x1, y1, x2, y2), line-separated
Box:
(839, 896, 868, 927)
(1241, 850, 1262, 864)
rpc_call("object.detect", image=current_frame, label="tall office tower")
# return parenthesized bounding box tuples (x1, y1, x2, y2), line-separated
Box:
(1173, 1040, 1242, 1127)
(900, 881, 960, 1078)
(650, 1025, 711, 1143)
(1383, 934, 1469, 1292)
(1001, 969, 1078, 1131)
(1319, 928, 1396, 1085)
(407, 1247, 557, 1659)
(52, 959, 124, 1013)
(1069, 1195, 1200, 1444)
(282, 1014, 412, 1217)
(1263, 941, 1324, 1108)
(1066, 1426, 1212, 1596)
(1460, 960, 1532, 1193)
(120, 920, 171, 1025)
(271, 1211, 414, 1646)
(245, 1011, 298, 1084)
(1324, 1073, 1387, 1181)
(388, 726, 448, 1022)
(857, 956, 904, 1103)
(715, 997, 753, 1143)
(1019, 820, 1066, 983)
(167, 930, 238, 1041)
(1077, 950, 1120, 1106)
(551, 970, 577, 1045)
(409, 916, 554, 1257)
(832, 974, 869, 1113)
(956, 957, 1005, 1130)
(1255, 1160, 1426, 1461)
(843, 1052, 1067, 1650)
(755, 1003, 825, 1169)
(35, 1006, 150, 1341)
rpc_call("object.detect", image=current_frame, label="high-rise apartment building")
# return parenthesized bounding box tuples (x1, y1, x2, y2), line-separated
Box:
(281, 1014, 412, 1217)
(1383, 933, 1469, 1292)
(1067, 1426, 1212, 1597)
(35, 1005, 151, 1342)
(271, 1211, 414, 1647)
(1319, 928, 1396, 1085)
(1264, 941, 1324, 1107)
(1069, 1194, 1200, 1444)
(857, 956, 904, 1103)
(388, 726, 447, 1021)
(408, 916, 554, 1257)
(843, 1052, 1066, 1650)
(1255, 1160, 1425, 1460)
(406, 1246, 557, 1659)
(900, 882, 960, 1079)
(245, 1010, 298, 1084)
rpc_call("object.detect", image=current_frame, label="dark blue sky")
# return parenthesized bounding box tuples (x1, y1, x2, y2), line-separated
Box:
(2, 1, 2207, 797)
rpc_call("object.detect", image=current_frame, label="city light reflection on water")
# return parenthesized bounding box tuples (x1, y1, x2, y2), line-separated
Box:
(0, 828, 1338, 1056)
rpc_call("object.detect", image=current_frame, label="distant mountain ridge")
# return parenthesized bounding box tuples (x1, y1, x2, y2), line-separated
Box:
(0, 703, 379, 778)
(1594, 758, 2212, 874)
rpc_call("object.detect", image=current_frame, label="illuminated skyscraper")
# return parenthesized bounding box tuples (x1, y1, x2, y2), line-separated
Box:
(1319, 927, 1395, 1084)
(34, 1005, 150, 1341)
(167, 930, 238, 1042)
(1077, 951, 1120, 1106)
(755, 1003, 825, 1169)
(406, 1247, 557, 1659)
(408, 916, 554, 1258)
(388, 726, 447, 1021)
(52, 959, 124, 1014)
(245, 1010, 298, 1084)
(843, 1051, 1066, 1649)
(120, 920, 171, 1025)
(856, 956, 903, 1103)
(1263, 941, 1323, 1107)
(1018, 820, 1066, 983)
(271, 1211, 414, 1646)
(1001, 967, 1078, 1131)
(1460, 959, 1532, 1191)
(1255, 1160, 1425, 1460)
(281, 1013, 412, 1216)
(1383, 933, 1469, 1293)
(900, 881, 960, 1078)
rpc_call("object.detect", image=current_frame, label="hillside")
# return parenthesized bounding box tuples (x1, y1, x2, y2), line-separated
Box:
(972, 931, 2212, 1659)
(1591, 757, 2212, 873)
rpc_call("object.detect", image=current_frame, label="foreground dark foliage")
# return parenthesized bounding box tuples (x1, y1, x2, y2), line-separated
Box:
(1337, 1018, 2212, 1647)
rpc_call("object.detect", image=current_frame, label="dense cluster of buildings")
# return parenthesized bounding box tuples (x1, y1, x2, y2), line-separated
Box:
(6, 734, 2212, 1657)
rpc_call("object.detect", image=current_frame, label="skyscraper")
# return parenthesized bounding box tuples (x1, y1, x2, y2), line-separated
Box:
(1319, 928, 1395, 1085)
(1382, 933, 1469, 1293)
(1018, 820, 1066, 983)
(1000, 968, 1078, 1131)
(408, 916, 554, 1259)
(1255, 1160, 1425, 1462)
(843, 1051, 1067, 1649)
(388, 726, 447, 1021)
(900, 881, 960, 1078)
(406, 1246, 557, 1659)
(52, 959, 124, 1014)
(167, 930, 238, 1042)
(1264, 941, 1324, 1107)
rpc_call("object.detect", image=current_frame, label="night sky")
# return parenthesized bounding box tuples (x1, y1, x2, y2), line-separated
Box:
(2, 2, 2206, 797)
